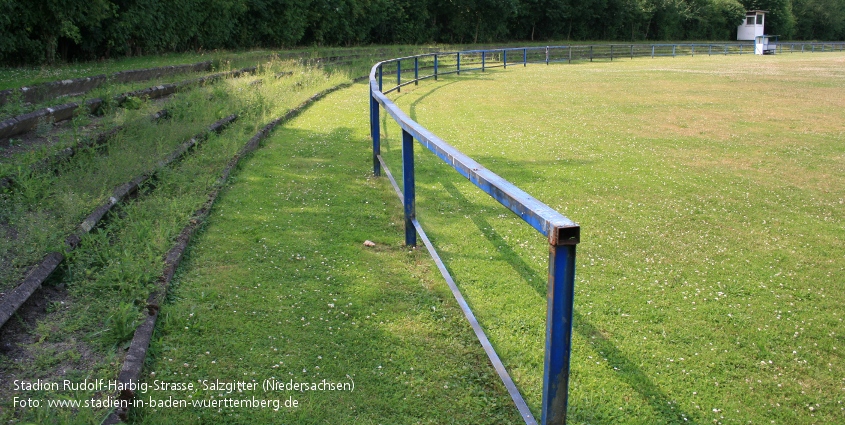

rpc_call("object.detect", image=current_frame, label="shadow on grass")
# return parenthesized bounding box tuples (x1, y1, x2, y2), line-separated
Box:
(377, 74, 695, 422)
(437, 178, 697, 425)
(136, 124, 524, 425)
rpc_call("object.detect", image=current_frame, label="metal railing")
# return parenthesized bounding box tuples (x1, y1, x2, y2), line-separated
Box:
(373, 43, 845, 96)
(368, 42, 844, 424)
(369, 48, 581, 425)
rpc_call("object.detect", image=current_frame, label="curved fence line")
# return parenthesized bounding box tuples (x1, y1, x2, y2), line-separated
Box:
(369, 47, 582, 425)
(369, 42, 843, 424)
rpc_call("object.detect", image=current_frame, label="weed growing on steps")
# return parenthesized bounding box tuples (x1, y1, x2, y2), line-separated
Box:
(0, 58, 351, 423)
(0, 60, 313, 289)
(100, 302, 140, 349)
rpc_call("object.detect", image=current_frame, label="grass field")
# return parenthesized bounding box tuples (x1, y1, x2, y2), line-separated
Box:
(382, 53, 845, 423)
(128, 82, 520, 424)
(0, 57, 355, 423)
(2, 49, 843, 424)
(0, 49, 521, 423)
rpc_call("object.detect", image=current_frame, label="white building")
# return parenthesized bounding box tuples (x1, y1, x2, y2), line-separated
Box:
(738, 10, 767, 41)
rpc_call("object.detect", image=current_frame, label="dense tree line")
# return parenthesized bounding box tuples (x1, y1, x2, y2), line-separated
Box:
(1, 0, 842, 64)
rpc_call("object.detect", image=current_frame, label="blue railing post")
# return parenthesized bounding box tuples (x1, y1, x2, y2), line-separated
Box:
(370, 91, 381, 177)
(651, 45, 655, 58)
(397, 60, 401, 93)
(524, 48, 528, 66)
(542, 243, 577, 425)
(589, 45, 593, 62)
(482, 51, 486, 71)
(434, 54, 439, 81)
(504, 49, 507, 68)
(457, 52, 461, 75)
(631, 44, 634, 59)
(402, 129, 416, 246)
(378, 65, 383, 92)
(546, 46, 550, 65)
(610, 44, 613, 61)
(672, 45, 676, 57)
(414, 57, 419, 85)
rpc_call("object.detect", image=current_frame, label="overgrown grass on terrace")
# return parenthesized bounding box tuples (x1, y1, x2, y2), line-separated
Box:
(0, 51, 270, 91)
(0, 59, 353, 422)
(383, 53, 845, 423)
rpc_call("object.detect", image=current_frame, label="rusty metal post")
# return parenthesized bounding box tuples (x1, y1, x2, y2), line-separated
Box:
(542, 242, 577, 425)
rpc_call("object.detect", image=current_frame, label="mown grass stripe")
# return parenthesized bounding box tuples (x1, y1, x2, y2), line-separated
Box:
(102, 79, 360, 424)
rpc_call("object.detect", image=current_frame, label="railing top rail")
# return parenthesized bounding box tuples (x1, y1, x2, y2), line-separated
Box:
(375, 42, 843, 65)
(369, 59, 579, 245)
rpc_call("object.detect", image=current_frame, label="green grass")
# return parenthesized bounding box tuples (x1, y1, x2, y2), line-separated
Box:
(0, 45, 435, 92)
(126, 82, 520, 424)
(1, 51, 517, 423)
(0, 61, 236, 120)
(0, 59, 348, 290)
(4, 47, 844, 424)
(0, 60, 352, 422)
(0, 50, 275, 91)
(382, 53, 845, 423)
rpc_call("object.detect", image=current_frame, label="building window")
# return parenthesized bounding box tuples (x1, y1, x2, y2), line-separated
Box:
(756, 15, 763, 25)
(747, 16, 755, 25)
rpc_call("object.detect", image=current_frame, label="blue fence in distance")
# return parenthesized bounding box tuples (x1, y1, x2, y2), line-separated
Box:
(368, 42, 844, 424)
(370, 47, 581, 425)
